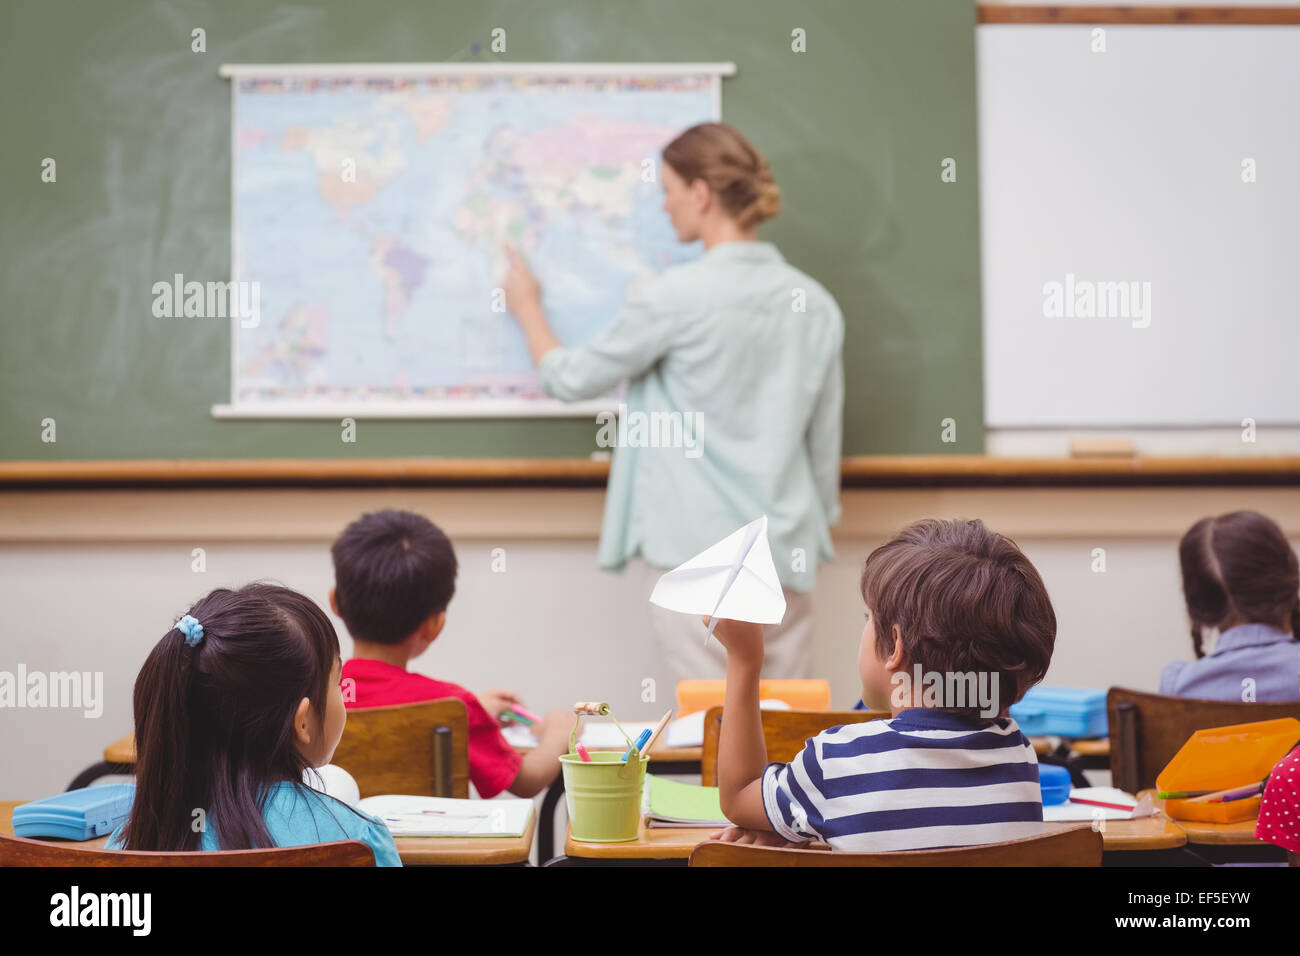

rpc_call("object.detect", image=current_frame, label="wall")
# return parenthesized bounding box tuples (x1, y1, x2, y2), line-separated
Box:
(3, 484, 1298, 799)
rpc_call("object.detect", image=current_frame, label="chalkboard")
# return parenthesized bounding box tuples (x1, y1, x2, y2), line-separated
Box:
(0, 0, 983, 461)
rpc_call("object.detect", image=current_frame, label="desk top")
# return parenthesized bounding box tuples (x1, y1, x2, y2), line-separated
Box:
(563, 797, 1185, 859)
(1145, 792, 1263, 847)
(1, 799, 534, 866)
(110, 732, 701, 767)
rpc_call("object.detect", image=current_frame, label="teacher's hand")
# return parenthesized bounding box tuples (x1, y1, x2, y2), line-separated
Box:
(501, 243, 560, 363)
(502, 243, 543, 322)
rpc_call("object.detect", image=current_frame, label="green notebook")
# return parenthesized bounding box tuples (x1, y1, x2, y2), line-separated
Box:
(643, 773, 729, 828)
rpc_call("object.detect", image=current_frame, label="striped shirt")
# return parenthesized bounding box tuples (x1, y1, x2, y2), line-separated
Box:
(761, 709, 1044, 852)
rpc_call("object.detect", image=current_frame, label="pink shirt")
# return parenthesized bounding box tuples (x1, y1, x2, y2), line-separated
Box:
(1255, 747, 1300, 854)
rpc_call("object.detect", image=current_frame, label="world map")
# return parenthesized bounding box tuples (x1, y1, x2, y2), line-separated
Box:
(231, 72, 717, 411)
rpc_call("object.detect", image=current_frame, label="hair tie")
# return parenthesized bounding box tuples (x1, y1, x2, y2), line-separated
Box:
(176, 614, 205, 647)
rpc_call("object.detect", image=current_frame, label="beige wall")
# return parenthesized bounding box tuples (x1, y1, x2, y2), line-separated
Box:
(2, 485, 1298, 800)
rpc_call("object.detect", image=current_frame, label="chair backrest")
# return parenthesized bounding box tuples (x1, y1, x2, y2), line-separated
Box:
(0, 833, 375, 866)
(701, 706, 890, 786)
(689, 823, 1102, 867)
(331, 698, 470, 798)
(677, 680, 832, 716)
(1107, 687, 1300, 792)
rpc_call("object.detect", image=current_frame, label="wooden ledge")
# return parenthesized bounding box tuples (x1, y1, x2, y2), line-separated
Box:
(1, 456, 1298, 489)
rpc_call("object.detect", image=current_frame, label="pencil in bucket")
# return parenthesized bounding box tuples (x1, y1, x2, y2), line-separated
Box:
(559, 701, 648, 842)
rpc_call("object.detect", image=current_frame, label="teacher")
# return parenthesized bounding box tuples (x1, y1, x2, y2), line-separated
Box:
(503, 122, 844, 684)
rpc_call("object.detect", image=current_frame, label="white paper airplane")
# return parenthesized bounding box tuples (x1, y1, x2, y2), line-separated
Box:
(649, 515, 787, 645)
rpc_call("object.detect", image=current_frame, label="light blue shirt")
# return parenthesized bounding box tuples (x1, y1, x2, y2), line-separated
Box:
(106, 781, 402, 866)
(1160, 623, 1300, 702)
(538, 240, 844, 591)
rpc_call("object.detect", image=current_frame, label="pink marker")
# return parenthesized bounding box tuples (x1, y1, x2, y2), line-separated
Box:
(512, 704, 542, 724)
(576, 744, 591, 762)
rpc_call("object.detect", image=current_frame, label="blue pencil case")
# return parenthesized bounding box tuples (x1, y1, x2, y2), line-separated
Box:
(1010, 686, 1108, 738)
(12, 783, 135, 841)
(1037, 763, 1072, 806)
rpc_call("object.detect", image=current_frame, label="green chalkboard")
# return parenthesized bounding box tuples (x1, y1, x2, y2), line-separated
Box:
(0, 0, 983, 461)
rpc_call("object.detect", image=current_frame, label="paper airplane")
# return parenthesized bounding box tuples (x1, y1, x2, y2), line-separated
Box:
(649, 515, 787, 644)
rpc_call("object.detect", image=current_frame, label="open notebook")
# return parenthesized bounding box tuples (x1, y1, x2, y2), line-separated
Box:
(1041, 787, 1153, 822)
(357, 795, 534, 837)
(642, 774, 728, 828)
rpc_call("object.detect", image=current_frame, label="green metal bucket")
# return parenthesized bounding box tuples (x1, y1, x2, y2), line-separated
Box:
(560, 750, 648, 842)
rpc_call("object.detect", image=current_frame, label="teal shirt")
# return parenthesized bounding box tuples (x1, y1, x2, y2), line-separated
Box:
(106, 781, 402, 866)
(538, 241, 844, 591)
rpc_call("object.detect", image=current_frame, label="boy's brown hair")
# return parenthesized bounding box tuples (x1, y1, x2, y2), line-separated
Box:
(860, 518, 1056, 717)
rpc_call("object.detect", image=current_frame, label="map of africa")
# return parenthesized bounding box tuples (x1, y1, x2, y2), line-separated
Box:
(231, 71, 717, 412)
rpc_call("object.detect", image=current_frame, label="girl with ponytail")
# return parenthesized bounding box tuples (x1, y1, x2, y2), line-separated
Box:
(1161, 510, 1300, 702)
(108, 583, 400, 864)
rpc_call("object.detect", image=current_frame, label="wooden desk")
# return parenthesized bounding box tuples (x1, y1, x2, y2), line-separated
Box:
(391, 811, 535, 865)
(561, 802, 1185, 861)
(1070, 739, 1110, 758)
(2, 799, 535, 866)
(1145, 792, 1263, 847)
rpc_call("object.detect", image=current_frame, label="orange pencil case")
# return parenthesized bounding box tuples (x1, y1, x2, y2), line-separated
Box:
(676, 679, 832, 716)
(1157, 717, 1300, 824)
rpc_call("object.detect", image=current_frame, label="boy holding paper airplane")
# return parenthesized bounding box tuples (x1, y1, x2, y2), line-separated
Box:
(705, 518, 1057, 851)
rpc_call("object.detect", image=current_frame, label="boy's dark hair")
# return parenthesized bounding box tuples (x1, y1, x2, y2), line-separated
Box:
(1179, 510, 1299, 659)
(860, 518, 1056, 717)
(331, 509, 458, 644)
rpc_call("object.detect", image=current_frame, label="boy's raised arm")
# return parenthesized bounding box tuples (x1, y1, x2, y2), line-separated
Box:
(710, 618, 777, 831)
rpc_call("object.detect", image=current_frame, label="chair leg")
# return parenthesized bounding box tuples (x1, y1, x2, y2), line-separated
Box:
(537, 775, 566, 862)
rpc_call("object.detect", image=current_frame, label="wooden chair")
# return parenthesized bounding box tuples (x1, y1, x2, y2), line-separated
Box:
(700, 706, 890, 786)
(1107, 687, 1300, 793)
(0, 833, 375, 866)
(331, 698, 470, 798)
(689, 823, 1102, 866)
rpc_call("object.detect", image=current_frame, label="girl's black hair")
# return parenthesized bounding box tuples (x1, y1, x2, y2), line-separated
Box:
(119, 583, 349, 850)
(1179, 511, 1300, 659)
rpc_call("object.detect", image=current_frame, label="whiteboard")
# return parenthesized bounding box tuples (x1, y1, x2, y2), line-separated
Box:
(978, 27, 1300, 429)
(214, 63, 729, 419)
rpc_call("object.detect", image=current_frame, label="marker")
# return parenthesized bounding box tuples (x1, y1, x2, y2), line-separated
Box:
(500, 711, 534, 726)
(1068, 796, 1137, 812)
(623, 728, 652, 762)
(576, 743, 591, 762)
(511, 704, 542, 725)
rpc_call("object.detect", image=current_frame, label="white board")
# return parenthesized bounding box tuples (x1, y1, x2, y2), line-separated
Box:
(978, 27, 1300, 429)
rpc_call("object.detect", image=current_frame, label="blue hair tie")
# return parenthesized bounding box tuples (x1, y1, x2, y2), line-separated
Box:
(176, 614, 204, 647)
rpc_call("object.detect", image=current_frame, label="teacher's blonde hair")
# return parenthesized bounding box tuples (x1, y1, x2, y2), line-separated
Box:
(662, 123, 780, 230)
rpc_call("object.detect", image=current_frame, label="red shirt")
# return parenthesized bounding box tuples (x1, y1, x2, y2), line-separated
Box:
(1256, 747, 1300, 854)
(341, 658, 523, 799)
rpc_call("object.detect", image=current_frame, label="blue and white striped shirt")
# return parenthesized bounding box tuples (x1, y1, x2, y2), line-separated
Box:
(761, 709, 1044, 852)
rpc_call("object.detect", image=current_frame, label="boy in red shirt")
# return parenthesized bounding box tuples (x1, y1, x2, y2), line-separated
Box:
(330, 509, 571, 798)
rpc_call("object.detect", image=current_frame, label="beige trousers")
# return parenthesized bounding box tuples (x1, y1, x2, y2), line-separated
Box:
(639, 560, 815, 689)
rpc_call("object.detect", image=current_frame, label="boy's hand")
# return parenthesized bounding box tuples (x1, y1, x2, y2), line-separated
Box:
(707, 826, 799, 848)
(534, 709, 577, 746)
(703, 616, 764, 663)
(478, 689, 523, 726)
